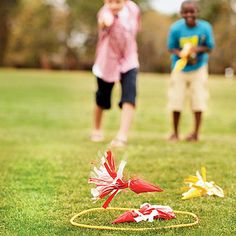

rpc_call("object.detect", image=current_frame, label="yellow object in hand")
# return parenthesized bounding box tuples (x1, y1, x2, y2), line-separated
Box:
(173, 58, 188, 73)
(173, 43, 193, 73)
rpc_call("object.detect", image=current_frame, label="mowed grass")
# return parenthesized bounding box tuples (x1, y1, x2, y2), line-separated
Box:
(0, 69, 236, 236)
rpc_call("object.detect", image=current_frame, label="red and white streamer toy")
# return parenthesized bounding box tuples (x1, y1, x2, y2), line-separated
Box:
(113, 203, 176, 224)
(89, 151, 163, 208)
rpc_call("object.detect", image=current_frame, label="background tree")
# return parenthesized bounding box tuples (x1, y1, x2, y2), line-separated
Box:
(198, 0, 224, 23)
(2, 0, 236, 73)
(139, 10, 172, 72)
(0, 0, 19, 66)
(5, 0, 69, 68)
(198, 0, 236, 73)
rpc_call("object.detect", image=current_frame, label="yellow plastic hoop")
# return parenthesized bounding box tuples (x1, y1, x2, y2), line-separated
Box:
(70, 207, 199, 231)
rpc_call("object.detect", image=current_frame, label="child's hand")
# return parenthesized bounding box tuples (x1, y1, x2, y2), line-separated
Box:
(99, 11, 114, 28)
(189, 46, 198, 54)
(179, 43, 193, 58)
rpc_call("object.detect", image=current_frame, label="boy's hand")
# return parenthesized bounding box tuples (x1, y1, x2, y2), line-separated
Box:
(179, 43, 193, 58)
(191, 46, 211, 54)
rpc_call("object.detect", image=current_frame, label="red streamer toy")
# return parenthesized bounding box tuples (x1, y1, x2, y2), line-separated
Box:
(113, 203, 176, 224)
(89, 151, 163, 208)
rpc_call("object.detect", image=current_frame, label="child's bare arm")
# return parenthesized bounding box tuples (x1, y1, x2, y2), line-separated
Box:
(191, 46, 212, 53)
(169, 45, 210, 59)
(169, 49, 181, 57)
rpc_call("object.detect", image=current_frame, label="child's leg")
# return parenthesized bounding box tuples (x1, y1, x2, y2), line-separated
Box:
(185, 111, 202, 141)
(194, 111, 202, 136)
(168, 71, 186, 140)
(169, 111, 181, 140)
(116, 103, 135, 141)
(91, 77, 114, 141)
(111, 68, 137, 146)
(93, 105, 103, 132)
(187, 65, 208, 141)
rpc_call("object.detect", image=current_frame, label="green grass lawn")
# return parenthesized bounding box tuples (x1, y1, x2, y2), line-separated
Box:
(0, 69, 236, 236)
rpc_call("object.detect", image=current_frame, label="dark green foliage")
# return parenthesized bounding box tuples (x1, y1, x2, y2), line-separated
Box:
(198, 0, 230, 23)
(0, 0, 19, 65)
(1, 0, 236, 72)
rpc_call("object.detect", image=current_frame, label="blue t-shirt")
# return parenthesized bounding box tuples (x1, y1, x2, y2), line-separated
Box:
(168, 19, 215, 72)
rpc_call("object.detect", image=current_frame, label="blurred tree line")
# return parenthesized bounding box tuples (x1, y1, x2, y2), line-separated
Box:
(0, 0, 235, 73)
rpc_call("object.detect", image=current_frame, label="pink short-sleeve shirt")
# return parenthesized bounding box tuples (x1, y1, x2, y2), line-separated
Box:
(92, 0, 140, 83)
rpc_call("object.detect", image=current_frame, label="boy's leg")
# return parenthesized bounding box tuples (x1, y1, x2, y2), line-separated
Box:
(168, 71, 186, 141)
(111, 69, 137, 146)
(185, 111, 202, 141)
(91, 77, 114, 142)
(187, 65, 208, 141)
(169, 111, 181, 141)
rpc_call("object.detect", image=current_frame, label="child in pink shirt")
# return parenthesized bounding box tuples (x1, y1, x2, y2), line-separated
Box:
(91, 0, 140, 147)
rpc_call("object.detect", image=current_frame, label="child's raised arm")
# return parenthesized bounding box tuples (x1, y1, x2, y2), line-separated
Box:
(98, 10, 114, 29)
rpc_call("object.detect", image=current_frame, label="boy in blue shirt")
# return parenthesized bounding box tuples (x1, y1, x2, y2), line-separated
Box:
(167, 0, 215, 141)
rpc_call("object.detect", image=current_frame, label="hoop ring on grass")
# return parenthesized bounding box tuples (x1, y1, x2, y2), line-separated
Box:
(70, 207, 199, 231)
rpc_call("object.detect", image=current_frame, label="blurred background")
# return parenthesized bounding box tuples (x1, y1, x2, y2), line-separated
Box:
(0, 0, 235, 74)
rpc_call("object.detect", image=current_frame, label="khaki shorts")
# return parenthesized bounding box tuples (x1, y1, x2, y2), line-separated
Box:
(168, 65, 209, 112)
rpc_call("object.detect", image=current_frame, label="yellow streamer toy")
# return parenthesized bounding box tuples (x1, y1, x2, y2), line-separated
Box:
(173, 43, 193, 73)
(182, 167, 224, 200)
